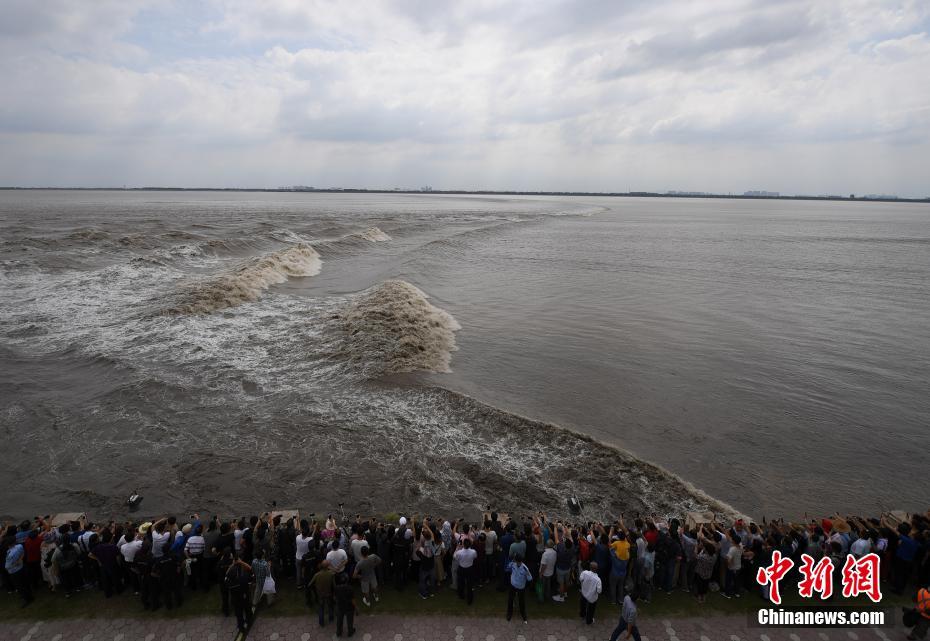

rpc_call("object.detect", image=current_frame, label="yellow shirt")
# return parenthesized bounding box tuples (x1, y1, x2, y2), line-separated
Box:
(610, 539, 630, 561)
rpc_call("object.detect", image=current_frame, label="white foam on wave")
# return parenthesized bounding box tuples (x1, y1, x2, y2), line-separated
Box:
(269, 229, 313, 244)
(333, 280, 460, 375)
(358, 227, 392, 242)
(168, 244, 322, 314)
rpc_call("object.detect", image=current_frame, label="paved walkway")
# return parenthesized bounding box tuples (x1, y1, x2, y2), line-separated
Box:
(0, 614, 909, 641)
(247, 614, 907, 641)
(0, 616, 238, 641)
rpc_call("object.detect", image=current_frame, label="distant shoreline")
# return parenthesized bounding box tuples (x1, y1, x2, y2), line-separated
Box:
(1, 186, 928, 204)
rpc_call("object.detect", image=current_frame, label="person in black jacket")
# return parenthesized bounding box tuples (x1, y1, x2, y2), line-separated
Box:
(664, 531, 682, 592)
(391, 529, 409, 590)
(376, 524, 391, 587)
(301, 549, 319, 607)
(334, 572, 356, 637)
(225, 557, 254, 633)
(156, 544, 183, 609)
(217, 548, 234, 617)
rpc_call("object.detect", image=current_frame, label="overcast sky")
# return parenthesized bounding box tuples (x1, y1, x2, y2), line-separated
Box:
(1, 0, 929, 195)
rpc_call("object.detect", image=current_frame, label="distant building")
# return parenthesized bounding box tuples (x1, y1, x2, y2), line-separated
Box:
(666, 190, 711, 196)
(420, 185, 433, 192)
(743, 190, 779, 197)
(863, 194, 899, 200)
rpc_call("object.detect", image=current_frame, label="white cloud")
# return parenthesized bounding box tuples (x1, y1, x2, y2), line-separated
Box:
(0, 0, 929, 195)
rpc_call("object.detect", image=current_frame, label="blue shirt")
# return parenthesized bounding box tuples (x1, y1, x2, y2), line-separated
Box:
(610, 549, 628, 577)
(500, 533, 514, 566)
(897, 535, 918, 562)
(5, 544, 25, 574)
(171, 533, 188, 554)
(507, 561, 533, 589)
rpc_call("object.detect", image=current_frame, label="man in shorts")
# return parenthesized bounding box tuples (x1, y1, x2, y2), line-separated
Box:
(352, 545, 382, 607)
(553, 524, 575, 602)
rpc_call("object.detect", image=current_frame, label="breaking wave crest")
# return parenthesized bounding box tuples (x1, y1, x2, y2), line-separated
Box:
(313, 227, 392, 256)
(330, 280, 460, 376)
(358, 227, 392, 242)
(167, 244, 322, 314)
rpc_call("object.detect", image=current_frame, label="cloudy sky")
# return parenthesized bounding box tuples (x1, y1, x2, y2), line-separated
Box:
(1, 0, 929, 195)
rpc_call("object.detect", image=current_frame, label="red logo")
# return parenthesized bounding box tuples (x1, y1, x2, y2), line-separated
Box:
(841, 553, 882, 603)
(757, 552, 882, 604)
(756, 550, 794, 605)
(797, 554, 834, 599)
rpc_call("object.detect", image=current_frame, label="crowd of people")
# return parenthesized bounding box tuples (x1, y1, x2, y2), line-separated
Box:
(3, 508, 929, 639)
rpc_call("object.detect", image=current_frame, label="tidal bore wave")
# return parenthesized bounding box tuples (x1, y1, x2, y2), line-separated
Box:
(328, 280, 461, 376)
(166, 244, 322, 314)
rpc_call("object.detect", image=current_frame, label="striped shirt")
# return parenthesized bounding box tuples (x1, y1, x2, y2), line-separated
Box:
(185, 535, 206, 556)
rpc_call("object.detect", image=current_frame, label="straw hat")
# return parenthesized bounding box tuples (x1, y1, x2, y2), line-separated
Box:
(832, 518, 851, 534)
(139, 522, 152, 534)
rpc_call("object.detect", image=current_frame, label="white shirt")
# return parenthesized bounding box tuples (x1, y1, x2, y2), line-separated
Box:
(580, 569, 602, 603)
(726, 544, 742, 571)
(121, 539, 143, 563)
(540, 548, 557, 577)
(454, 547, 477, 568)
(78, 531, 94, 553)
(151, 531, 169, 557)
(484, 530, 497, 555)
(326, 548, 348, 571)
(295, 534, 312, 560)
(850, 538, 871, 557)
(351, 538, 369, 563)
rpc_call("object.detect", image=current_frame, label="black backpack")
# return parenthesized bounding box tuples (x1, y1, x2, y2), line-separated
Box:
(225, 565, 248, 591)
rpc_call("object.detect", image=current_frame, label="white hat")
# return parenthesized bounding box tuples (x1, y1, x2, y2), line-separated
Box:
(399, 516, 407, 526)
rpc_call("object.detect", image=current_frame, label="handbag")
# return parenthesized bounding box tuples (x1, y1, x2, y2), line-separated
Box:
(263, 575, 276, 595)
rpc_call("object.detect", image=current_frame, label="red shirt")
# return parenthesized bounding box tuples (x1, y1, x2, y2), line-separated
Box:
(579, 538, 592, 561)
(23, 535, 43, 563)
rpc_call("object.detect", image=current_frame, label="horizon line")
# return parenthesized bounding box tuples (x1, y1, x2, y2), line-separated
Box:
(1, 186, 928, 204)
